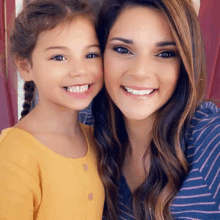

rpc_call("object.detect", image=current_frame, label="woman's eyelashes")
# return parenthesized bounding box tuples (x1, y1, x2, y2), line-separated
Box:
(113, 46, 132, 54)
(156, 50, 177, 58)
(112, 46, 177, 59)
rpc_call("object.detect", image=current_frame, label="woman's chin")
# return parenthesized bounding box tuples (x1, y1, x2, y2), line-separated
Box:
(121, 110, 155, 122)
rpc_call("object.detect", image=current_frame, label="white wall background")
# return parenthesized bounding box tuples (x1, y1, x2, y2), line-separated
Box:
(16, 0, 24, 120)
(14, 0, 200, 120)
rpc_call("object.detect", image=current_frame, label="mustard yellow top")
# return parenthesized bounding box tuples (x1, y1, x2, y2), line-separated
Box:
(0, 123, 104, 220)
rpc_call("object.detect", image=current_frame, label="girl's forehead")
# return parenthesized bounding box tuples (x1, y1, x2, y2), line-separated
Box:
(35, 18, 97, 47)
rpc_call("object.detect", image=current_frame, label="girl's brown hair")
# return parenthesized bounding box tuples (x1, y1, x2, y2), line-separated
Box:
(92, 0, 206, 219)
(10, 0, 95, 119)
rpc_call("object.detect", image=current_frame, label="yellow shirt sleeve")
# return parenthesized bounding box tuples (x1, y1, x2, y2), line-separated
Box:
(0, 125, 104, 220)
(0, 129, 41, 220)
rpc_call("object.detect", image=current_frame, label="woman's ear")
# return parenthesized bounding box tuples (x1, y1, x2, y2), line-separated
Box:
(15, 56, 33, 81)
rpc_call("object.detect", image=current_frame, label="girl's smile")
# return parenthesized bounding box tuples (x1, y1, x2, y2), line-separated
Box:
(63, 83, 94, 99)
(25, 16, 103, 111)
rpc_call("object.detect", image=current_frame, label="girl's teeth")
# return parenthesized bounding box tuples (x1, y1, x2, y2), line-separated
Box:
(66, 85, 89, 93)
(124, 87, 154, 95)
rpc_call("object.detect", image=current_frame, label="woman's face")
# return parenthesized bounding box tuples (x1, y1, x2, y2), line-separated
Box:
(104, 6, 181, 122)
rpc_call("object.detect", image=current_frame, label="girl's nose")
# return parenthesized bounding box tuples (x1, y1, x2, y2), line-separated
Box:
(69, 60, 87, 77)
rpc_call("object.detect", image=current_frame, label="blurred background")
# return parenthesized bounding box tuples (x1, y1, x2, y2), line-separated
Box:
(0, 0, 220, 131)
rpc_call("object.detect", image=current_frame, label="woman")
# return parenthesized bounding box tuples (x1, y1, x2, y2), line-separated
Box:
(91, 0, 220, 219)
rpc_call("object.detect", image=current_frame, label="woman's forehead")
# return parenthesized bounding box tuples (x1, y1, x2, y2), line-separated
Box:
(108, 6, 174, 45)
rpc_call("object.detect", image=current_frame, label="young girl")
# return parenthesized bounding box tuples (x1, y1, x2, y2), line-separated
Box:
(90, 0, 220, 219)
(0, 0, 104, 219)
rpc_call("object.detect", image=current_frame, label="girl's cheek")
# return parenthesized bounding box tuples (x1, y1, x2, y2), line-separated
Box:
(94, 70, 103, 81)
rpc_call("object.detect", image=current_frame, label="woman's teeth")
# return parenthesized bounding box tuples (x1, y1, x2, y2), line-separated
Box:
(65, 85, 89, 93)
(124, 86, 154, 95)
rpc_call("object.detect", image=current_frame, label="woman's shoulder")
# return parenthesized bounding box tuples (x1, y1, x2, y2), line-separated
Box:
(186, 101, 220, 145)
(186, 101, 220, 158)
(185, 102, 220, 203)
(189, 101, 220, 130)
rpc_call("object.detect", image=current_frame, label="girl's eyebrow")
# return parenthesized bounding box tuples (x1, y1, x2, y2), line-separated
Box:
(45, 46, 68, 51)
(45, 44, 100, 51)
(87, 44, 100, 48)
(109, 37, 176, 47)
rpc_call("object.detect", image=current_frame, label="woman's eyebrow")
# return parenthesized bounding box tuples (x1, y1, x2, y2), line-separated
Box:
(110, 38, 176, 48)
(156, 41, 176, 47)
(109, 37, 133, 44)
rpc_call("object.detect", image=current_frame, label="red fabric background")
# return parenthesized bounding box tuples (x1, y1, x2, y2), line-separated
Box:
(199, 0, 220, 106)
(0, 0, 17, 132)
(0, 0, 219, 132)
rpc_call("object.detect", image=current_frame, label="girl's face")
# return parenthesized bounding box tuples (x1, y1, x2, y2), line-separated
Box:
(26, 16, 103, 111)
(104, 6, 181, 122)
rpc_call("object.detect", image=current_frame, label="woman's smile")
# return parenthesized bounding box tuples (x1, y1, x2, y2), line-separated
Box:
(121, 85, 158, 100)
(104, 6, 180, 121)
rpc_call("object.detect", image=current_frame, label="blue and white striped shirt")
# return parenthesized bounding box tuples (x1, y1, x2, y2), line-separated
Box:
(79, 101, 220, 219)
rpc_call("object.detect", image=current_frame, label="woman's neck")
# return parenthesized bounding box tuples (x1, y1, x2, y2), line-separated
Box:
(124, 114, 156, 155)
(122, 115, 156, 192)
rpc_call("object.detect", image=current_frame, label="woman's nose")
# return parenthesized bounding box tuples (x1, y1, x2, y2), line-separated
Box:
(130, 55, 154, 79)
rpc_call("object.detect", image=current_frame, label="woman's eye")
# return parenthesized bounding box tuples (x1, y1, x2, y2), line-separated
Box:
(86, 53, 98, 58)
(157, 51, 176, 58)
(113, 46, 131, 54)
(51, 55, 66, 61)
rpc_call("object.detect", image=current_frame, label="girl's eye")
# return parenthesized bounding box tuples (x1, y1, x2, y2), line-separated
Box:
(86, 53, 99, 58)
(157, 51, 176, 58)
(113, 46, 131, 54)
(51, 55, 66, 61)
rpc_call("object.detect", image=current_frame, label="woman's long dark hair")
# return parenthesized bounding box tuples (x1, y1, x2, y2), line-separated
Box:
(92, 0, 206, 219)
(10, 0, 95, 119)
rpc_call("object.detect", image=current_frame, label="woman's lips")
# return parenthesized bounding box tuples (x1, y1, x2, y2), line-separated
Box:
(121, 85, 158, 99)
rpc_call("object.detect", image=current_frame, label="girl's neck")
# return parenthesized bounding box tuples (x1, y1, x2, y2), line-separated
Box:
(17, 100, 80, 138)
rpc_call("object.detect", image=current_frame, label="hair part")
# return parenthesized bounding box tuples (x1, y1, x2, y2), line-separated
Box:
(10, 0, 95, 119)
(93, 0, 206, 219)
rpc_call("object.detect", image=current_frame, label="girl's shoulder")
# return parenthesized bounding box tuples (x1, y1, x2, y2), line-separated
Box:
(79, 122, 99, 156)
(0, 127, 41, 162)
(0, 127, 40, 182)
(79, 122, 94, 134)
(0, 127, 40, 148)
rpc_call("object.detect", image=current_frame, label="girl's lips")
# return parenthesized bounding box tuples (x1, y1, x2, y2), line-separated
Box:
(63, 83, 92, 88)
(63, 84, 93, 99)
